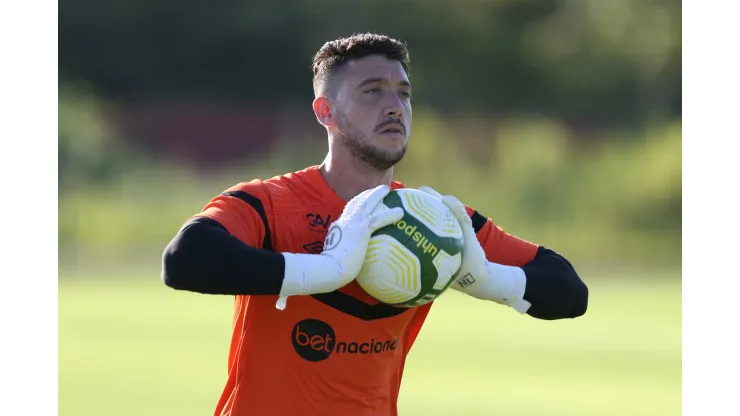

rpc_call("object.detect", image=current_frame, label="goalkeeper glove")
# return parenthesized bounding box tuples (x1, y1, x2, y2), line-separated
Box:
(277, 184, 403, 309)
(419, 186, 531, 314)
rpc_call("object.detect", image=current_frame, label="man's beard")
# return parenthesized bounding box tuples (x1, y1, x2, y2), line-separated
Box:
(339, 115, 407, 171)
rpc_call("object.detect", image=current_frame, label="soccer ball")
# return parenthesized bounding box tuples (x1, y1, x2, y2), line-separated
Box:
(356, 188, 465, 308)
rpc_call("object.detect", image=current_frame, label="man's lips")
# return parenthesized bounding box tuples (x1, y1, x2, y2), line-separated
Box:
(379, 123, 405, 134)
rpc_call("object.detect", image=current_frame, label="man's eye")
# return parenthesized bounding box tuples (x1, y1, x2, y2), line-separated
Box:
(365, 88, 381, 94)
(400, 91, 412, 99)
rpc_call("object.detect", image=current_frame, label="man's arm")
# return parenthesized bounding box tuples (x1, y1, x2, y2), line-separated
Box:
(162, 183, 288, 295)
(468, 209, 588, 320)
(161, 216, 287, 295)
(520, 246, 588, 320)
(161, 183, 404, 301)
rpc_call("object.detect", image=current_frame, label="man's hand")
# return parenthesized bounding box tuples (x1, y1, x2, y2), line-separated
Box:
(320, 184, 404, 286)
(418, 186, 491, 295)
(278, 185, 403, 309)
(419, 186, 531, 313)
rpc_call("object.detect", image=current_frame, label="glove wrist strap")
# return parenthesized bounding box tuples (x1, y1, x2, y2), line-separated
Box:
(480, 262, 532, 314)
(278, 253, 342, 310)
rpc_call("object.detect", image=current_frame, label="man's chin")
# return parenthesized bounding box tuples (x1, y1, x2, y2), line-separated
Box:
(364, 148, 406, 171)
(344, 135, 407, 170)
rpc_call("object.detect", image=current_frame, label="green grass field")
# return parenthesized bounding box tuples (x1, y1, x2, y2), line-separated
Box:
(59, 270, 681, 416)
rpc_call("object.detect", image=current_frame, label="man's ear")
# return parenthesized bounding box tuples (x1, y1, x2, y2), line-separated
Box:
(312, 97, 337, 128)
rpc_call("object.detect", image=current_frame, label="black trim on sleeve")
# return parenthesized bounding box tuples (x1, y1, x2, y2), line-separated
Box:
(471, 211, 487, 233)
(161, 217, 285, 295)
(521, 246, 589, 320)
(221, 190, 274, 251)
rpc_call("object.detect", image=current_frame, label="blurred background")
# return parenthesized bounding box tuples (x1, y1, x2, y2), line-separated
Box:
(59, 0, 681, 415)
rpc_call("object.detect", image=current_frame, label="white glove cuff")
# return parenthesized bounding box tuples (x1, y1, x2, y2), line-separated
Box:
(280, 253, 341, 297)
(482, 262, 532, 314)
(281, 253, 309, 297)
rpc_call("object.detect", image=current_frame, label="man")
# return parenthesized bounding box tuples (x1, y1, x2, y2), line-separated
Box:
(161, 33, 588, 416)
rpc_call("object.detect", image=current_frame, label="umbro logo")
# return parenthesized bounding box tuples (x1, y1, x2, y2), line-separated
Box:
(302, 241, 324, 254)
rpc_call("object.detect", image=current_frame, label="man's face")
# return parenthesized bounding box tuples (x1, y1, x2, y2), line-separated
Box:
(330, 55, 412, 170)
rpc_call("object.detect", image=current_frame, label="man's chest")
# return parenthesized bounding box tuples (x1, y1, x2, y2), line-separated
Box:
(268, 199, 340, 251)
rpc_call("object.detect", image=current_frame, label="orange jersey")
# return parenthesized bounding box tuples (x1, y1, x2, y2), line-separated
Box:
(196, 165, 539, 416)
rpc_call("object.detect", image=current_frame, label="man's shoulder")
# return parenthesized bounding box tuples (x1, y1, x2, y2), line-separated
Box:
(262, 165, 319, 188)
(223, 165, 318, 196)
(221, 167, 405, 207)
(215, 166, 325, 220)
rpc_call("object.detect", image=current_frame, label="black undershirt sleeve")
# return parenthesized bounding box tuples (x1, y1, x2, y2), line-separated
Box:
(161, 216, 286, 295)
(521, 246, 589, 320)
(470, 209, 588, 320)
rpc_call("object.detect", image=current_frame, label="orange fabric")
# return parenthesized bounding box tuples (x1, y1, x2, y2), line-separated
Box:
(464, 206, 540, 267)
(193, 166, 536, 415)
(196, 166, 426, 416)
(197, 180, 269, 248)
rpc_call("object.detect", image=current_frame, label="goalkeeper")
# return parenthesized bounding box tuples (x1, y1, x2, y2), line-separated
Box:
(161, 33, 588, 416)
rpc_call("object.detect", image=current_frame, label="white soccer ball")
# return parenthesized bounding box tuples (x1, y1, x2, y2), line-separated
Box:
(356, 188, 465, 308)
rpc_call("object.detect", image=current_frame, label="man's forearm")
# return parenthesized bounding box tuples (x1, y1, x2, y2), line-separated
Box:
(521, 247, 588, 320)
(454, 246, 588, 319)
(161, 217, 287, 295)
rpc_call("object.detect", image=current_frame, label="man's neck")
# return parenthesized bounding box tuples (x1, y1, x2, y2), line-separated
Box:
(318, 150, 393, 202)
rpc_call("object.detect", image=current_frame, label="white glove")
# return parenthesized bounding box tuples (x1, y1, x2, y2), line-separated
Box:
(419, 186, 531, 313)
(277, 184, 404, 310)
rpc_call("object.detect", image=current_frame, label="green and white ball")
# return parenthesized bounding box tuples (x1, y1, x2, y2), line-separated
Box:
(357, 188, 465, 308)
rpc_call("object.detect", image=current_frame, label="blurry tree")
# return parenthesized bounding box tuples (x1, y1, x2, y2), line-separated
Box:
(58, 84, 145, 189)
(59, 0, 681, 125)
(58, 84, 117, 188)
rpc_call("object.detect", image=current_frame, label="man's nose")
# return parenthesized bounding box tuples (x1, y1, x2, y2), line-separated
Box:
(383, 95, 404, 118)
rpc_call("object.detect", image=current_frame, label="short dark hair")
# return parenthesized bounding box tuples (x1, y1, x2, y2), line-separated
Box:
(312, 33, 410, 97)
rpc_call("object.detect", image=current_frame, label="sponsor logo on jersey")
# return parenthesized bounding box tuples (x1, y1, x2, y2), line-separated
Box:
(306, 213, 333, 229)
(291, 319, 398, 362)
